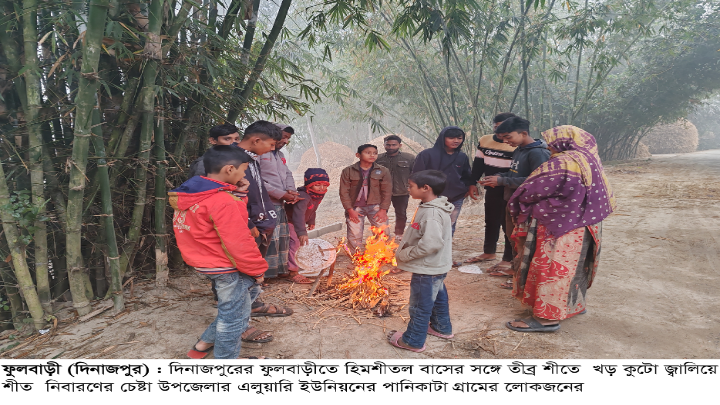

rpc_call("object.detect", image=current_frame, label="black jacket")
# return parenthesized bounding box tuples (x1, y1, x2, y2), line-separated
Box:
(497, 139, 551, 200)
(411, 126, 474, 202)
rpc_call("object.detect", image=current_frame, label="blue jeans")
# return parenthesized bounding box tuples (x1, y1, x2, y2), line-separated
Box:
(346, 204, 388, 250)
(200, 272, 259, 359)
(402, 273, 452, 349)
(449, 198, 464, 236)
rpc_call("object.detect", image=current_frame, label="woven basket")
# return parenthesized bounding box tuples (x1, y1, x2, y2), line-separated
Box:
(295, 239, 336, 277)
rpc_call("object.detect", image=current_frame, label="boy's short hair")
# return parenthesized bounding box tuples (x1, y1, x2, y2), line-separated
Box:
(409, 170, 447, 196)
(244, 120, 283, 141)
(384, 134, 402, 144)
(357, 144, 378, 154)
(493, 112, 517, 123)
(203, 145, 252, 174)
(495, 117, 530, 134)
(209, 124, 240, 140)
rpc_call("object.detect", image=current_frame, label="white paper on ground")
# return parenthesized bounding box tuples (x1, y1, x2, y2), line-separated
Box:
(457, 265, 483, 274)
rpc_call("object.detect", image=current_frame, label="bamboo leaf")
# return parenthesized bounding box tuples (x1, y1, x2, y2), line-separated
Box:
(38, 30, 52, 45)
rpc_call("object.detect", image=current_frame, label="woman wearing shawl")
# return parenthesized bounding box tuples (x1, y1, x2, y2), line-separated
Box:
(285, 168, 331, 283)
(505, 126, 616, 332)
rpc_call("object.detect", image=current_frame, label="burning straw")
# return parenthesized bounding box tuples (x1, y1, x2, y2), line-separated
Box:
(335, 226, 398, 315)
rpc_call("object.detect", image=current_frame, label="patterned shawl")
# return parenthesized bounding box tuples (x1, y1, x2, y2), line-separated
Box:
(508, 125, 616, 237)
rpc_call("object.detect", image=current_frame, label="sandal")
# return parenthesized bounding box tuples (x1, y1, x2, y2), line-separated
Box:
(464, 255, 496, 263)
(427, 325, 454, 339)
(499, 280, 513, 289)
(387, 330, 425, 353)
(187, 340, 214, 359)
(251, 303, 294, 317)
(241, 327, 274, 343)
(506, 317, 560, 333)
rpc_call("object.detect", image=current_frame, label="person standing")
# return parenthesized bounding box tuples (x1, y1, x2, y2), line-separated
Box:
(465, 113, 517, 271)
(480, 117, 551, 277)
(339, 144, 392, 251)
(412, 126, 478, 236)
(375, 135, 416, 239)
(258, 124, 302, 281)
(505, 126, 615, 332)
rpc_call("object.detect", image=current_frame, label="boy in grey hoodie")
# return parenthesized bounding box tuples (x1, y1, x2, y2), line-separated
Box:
(387, 170, 454, 353)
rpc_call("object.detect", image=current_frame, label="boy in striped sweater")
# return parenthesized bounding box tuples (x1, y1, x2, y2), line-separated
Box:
(466, 113, 517, 274)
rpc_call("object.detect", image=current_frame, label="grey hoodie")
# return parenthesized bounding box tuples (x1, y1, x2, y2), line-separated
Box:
(395, 196, 454, 275)
(496, 139, 551, 200)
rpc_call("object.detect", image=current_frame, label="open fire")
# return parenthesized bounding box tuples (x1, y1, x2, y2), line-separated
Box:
(336, 226, 398, 315)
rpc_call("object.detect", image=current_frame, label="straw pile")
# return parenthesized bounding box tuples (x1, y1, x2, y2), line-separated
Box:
(643, 119, 699, 154)
(369, 134, 427, 155)
(295, 141, 357, 189)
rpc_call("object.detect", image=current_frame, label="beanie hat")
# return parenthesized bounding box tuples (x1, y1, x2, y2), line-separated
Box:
(304, 168, 330, 187)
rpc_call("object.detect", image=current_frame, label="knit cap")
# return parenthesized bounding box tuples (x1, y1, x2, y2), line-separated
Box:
(304, 168, 330, 187)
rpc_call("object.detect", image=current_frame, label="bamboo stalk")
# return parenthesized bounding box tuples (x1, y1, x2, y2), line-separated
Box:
(0, 255, 24, 330)
(90, 109, 125, 313)
(154, 97, 169, 288)
(65, 0, 110, 316)
(227, 0, 288, 122)
(120, 0, 162, 277)
(0, 158, 46, 330)
(22, 0, 52, 314)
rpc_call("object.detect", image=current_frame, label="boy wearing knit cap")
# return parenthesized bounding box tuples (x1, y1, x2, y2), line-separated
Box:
(285, 168, 331, 281)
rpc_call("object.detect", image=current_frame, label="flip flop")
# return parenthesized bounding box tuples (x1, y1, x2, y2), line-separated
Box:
(187, 340, 214, 359)
(427, 325, 454, 339)
(387, 330, 426, 353)
(241, 327, 274, 343)
(464, 255, 495, 264)
(486, 263, 513, 277)
(506, 317, 560, 333)
(251, 303, 294, 317)
(499, 281, 513, 289)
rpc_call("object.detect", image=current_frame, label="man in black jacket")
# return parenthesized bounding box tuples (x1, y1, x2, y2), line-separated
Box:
(412, 126, 478, 236)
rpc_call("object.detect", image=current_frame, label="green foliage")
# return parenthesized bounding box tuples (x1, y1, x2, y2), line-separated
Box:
(1, 191, 49, 246)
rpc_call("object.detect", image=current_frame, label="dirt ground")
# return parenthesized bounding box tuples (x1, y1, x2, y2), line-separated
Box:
(2, 150, 719, 360)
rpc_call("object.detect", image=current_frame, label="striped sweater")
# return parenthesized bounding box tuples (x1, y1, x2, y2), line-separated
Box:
(471, 134, 516, 187)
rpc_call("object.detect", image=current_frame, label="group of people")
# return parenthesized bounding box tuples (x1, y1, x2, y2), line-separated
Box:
(169, 114, 615, 358)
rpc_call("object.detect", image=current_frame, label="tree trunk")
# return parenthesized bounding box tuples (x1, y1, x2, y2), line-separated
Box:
(0, 259, 24, 330)
(65, 0, 110, 316)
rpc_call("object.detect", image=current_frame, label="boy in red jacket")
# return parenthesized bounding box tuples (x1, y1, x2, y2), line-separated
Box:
(170, 145, 267, 359)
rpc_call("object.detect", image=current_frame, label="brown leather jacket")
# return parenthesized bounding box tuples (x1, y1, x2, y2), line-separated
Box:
(338, 162, 392, 211)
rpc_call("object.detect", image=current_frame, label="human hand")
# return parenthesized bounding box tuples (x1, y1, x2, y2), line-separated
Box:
(250, 227, 260, 238)
(479, 176, 499, 187)
(236, 178, 250, 193)
(254, 275, 264, 284)
(374, 209, 388, 223)
(467, 185, 479, 200)
(307, 224, 315, 231)
(346, 209, 360, 224)
(299, 235, 309, 246)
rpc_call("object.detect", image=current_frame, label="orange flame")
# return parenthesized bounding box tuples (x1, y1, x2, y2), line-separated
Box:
(336, 226, 398, 310)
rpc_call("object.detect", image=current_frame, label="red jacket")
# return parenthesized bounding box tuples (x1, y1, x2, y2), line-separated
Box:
(169, 176, 267, 277)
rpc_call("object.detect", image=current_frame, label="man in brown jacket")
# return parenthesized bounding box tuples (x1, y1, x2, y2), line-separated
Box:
(375, 135, 416, 239)
(339, 144, 393, 250)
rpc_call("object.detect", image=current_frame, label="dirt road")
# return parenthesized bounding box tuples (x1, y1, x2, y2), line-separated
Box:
(2, 151, 719, 359)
